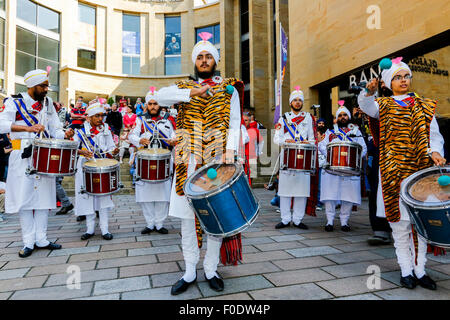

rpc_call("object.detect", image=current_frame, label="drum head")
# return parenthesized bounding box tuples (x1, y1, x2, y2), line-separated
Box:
(184, 163, 240, 198)
(137, 148, 171, 160)
(33, 138, 79, 149)
(84, 158, 119, 169)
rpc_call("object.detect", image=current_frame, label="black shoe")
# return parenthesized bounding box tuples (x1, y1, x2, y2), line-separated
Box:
(205, 273, 224, 292)
(367, 235, 391, 246)
(275, 222, 290, 229)
(324, 224, 334, 232)
(18, 247, 34, 258)
(171, 276, 197, 296)
(155, 227, 169, 234)
(56, 204, 74, 215)
(102, 233, 113, 240)
(141, 227, 154, 235)
(417, 275, 437, 290)
(77, 215, 86, 222)
(96, 211, 99, 218)
(294, 223, 309, 230)
(400, 275, 418, 289)
(81, 233, 95, 240)
(341, 225, 351, 232)
(36, 242, 62, 250)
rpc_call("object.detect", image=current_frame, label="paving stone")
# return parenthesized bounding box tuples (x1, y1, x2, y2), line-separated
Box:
(286, 246, 342, 258)
(0, 292, 12, 300)
(2, 256, 69, 270)
(151, 272, 184, 288)
(249, 283, 333, 300)
(333, 293, 383, 300)
(100, 241, 151, 252)
(0, 275, 48, 293)
(75, 294, 120, 300)
(270, 235, 305, 242)
(300, 231, 341, 239)
(97, 255, 157, 269)
(242, 245, 260, 254)
(332, 242, 381, 253)
(87, 237, 137, 246)
(122, 285, 202, 300)
(198, 275, 273, 297)
(272, 256, 336, 271)
(68, 250, 127, 263)
(324, 251, 385, 264)
(265, 267, 335, 286)
(374, 287, 450, 300)
(381, 268, 450, 287)
(150, 239, 182, 247)
(369, 247, 397, 259)
(254, 241, 305, 252)
(341, 235, 374, 243)
(128, 245, 180, 256)
(427, 254, 450, 264)
(218, 262, 280, 279)
(0, 267, 30, 280)
(10, 282, 93, 300)
(49, 246, 100, 257)
(429, 264, 450, 276)
(300, 237, 350, 247)
(201, 292, 253, 300)
(136, 234, 181, 242)
(156, 252, 184, 263)
(45, 268, 118, 286)
(438, 280, 450, 290)
(120, 262, 179, 278)
(242, 251, 292, 264)
(27, 261, 97, 276)
(93, 276, 150, 295)
(243, 230, 283, 238)
(321, 262, 392, 278)
(316, 275, 397, 297)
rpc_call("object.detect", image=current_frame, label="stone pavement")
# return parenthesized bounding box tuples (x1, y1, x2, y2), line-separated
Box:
(0, 189, 449, 300)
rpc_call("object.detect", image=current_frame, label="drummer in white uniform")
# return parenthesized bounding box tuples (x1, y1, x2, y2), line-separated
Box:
(74, 101, 119, 241)
(319, 101, 367, 232)
(0, 68, 74, 258)
(273, 86, 315, 230)
(128, 87, 177, 235)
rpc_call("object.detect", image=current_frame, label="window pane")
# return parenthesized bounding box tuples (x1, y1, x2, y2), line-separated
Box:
(123, 14, 140, 32)
(165, 17, 181, 56)
(17, 0, 37, 25)
(196, 26, 213, 42)
(122, 15, 140, 55)
(0, 0, 4, 11)
(214, 25, 220, 44)
(16, 51, 36, 77)
(0, 45, 4, 71)
(131, 57, 140, 75)
(38, 35, 59, 62)
(37, 58, 58, 85)
(16, 27, 37, 55)
(0, 19, 4, 45)
(78, 3, 96, 25)
(15, 83, 28, 94)
(122, 56, 131, 74)
(38, 5, 59, 33)
(77, 49, 96, 70)
(165, 56, 181, 75)
(46, 90, 58, 102)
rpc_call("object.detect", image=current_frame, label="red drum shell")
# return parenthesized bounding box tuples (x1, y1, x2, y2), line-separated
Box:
(136, 149, 171, 183)
(31, 139, 78, 176)
(326, 141, 362, 176)
(281, 143, 317, 172)
(83, 159, 120, 195)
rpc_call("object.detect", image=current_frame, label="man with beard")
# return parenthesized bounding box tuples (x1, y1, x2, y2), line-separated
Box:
(128, 87, 177, 235)
(0, 68, 74, 257)
(319, 101, 367, 232)
(273, 86, 316, 230)
(157, 32, 243, 295)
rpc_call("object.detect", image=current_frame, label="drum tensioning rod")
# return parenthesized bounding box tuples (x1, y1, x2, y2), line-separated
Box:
(231, 188, 251, 225)
(205, 198, 226, 236)
(59, 148, 63, 174)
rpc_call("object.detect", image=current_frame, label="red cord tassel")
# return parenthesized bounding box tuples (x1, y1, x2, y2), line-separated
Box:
(220, 234, 243, 266)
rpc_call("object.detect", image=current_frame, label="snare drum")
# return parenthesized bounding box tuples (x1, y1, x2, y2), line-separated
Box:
(82, 159, 121, 196)
(30, 138, 79, 176)
(400, 166, 450, 248)
(136, 148, 171, 183)
(184, 163, 260, 238)
(325, 141, 362, 176)
(281, 143, 317, 173)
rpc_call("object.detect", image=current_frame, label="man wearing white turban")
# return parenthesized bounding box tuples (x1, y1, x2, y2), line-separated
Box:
(0, 68, 74, 258)
(73, 100, 120, 241)
(319, 100, 367, 232)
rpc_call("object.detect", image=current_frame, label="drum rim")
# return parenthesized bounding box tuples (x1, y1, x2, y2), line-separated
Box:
(400, 166, 450, 209)
(325, 166, 361, 176)
(184, 162, 243, 199)
(136, 148, 171, 160)
(327, 141, 362, 149)
(281, 142, 317, 150)
(32, 138, 79, 148)
(83, 159, 120, 173)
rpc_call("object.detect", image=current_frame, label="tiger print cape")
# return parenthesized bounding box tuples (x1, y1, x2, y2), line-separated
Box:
(174, 77, 246, 265)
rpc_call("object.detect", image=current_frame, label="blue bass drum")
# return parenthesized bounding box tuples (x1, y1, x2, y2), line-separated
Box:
(184, 163, 260, 238)
(400, 166, 450, 248)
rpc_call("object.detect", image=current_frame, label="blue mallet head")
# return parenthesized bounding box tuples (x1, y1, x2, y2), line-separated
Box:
(226, 85, 235, 95)
(379, 58, 392, 71)
(207, 168, 218, 180)
(437, 175, 450, 186)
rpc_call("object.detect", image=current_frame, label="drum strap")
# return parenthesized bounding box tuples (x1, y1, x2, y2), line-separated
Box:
(141, 117, 171, 149)
(12, 99, 50, 138)
(282, 117, 304, 142)
(77, 128, 104, 158)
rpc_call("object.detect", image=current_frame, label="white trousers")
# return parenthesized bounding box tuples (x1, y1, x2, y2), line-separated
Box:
(86, 209, 110, 235)
(324, 200, 353, 226)
(280, 196, 307, 225)
(140, 202, 169, 230)
(181, 218, 222, 281)
(390, 220, 427, 278)
(19, 209, 50, 249)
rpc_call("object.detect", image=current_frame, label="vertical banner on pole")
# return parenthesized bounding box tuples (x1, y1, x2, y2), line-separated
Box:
(274, 24, 288, 124)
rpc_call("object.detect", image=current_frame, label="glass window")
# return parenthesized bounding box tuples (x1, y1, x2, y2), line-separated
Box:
(196, 24, 220, 55)
(0, 18, 4, 71)
(78, 3, 96, 25)
(16, 27, 37, 55)
(15, 83, 28, 94)
(0, 0, 4, 11)
(122, 56, 131, 75)
(38, 5, 59, 33)
(16, 52, 36, 77)
(38, 35, 59, 62)
(131, 57, 140, 74)
(165, 56, 181, 75)
(37, 58, 58, 85)
(77, 49, 96, 70)
(165, 16, 181, 75)
(122, 14, 140, 75)
(17, 0, 37, 25)
(0, 18, 4, 45)
(240, 0, 249, 35)
(0, 46, 4, 71)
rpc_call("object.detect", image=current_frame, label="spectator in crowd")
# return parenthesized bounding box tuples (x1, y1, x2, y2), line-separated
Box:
(243, 112, 264, 182)
(55, 177, 74, 215)
(53, 102, 67, 127)
(106, 103, 123, 138)
(0, 133, 12, 181)
(250, 112, 266, 130)
(70, 101, 87, 129)
(66, 104, 74, 127)
(119, 129, 136, 166)
(123, 105, 137, 131)
(317, 118, 327, 132)
(119, 96, 128, 114)
(316, 125, 327, 210)
(135, 98, 144, 116)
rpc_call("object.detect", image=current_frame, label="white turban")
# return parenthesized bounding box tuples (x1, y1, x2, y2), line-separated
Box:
(192, 32, 220, 65)
(24, 69, 49, 88)
(289, 86, 304, 104)
(381, 57, 412, 90)
(145, 86, 159, 104)
(336, 101, 351, 120)
(86, 102, 105, 117)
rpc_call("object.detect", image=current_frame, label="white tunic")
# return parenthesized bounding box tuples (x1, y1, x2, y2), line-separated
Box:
(73, 122, 116, 216)
(274, 111, 315, 197)
(157, 81, 242, 219)
(0, 92, 65, 213)
(319, 124, 367, 205)
(128, 115, 176, 203)
(358, 92, 445, 220)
